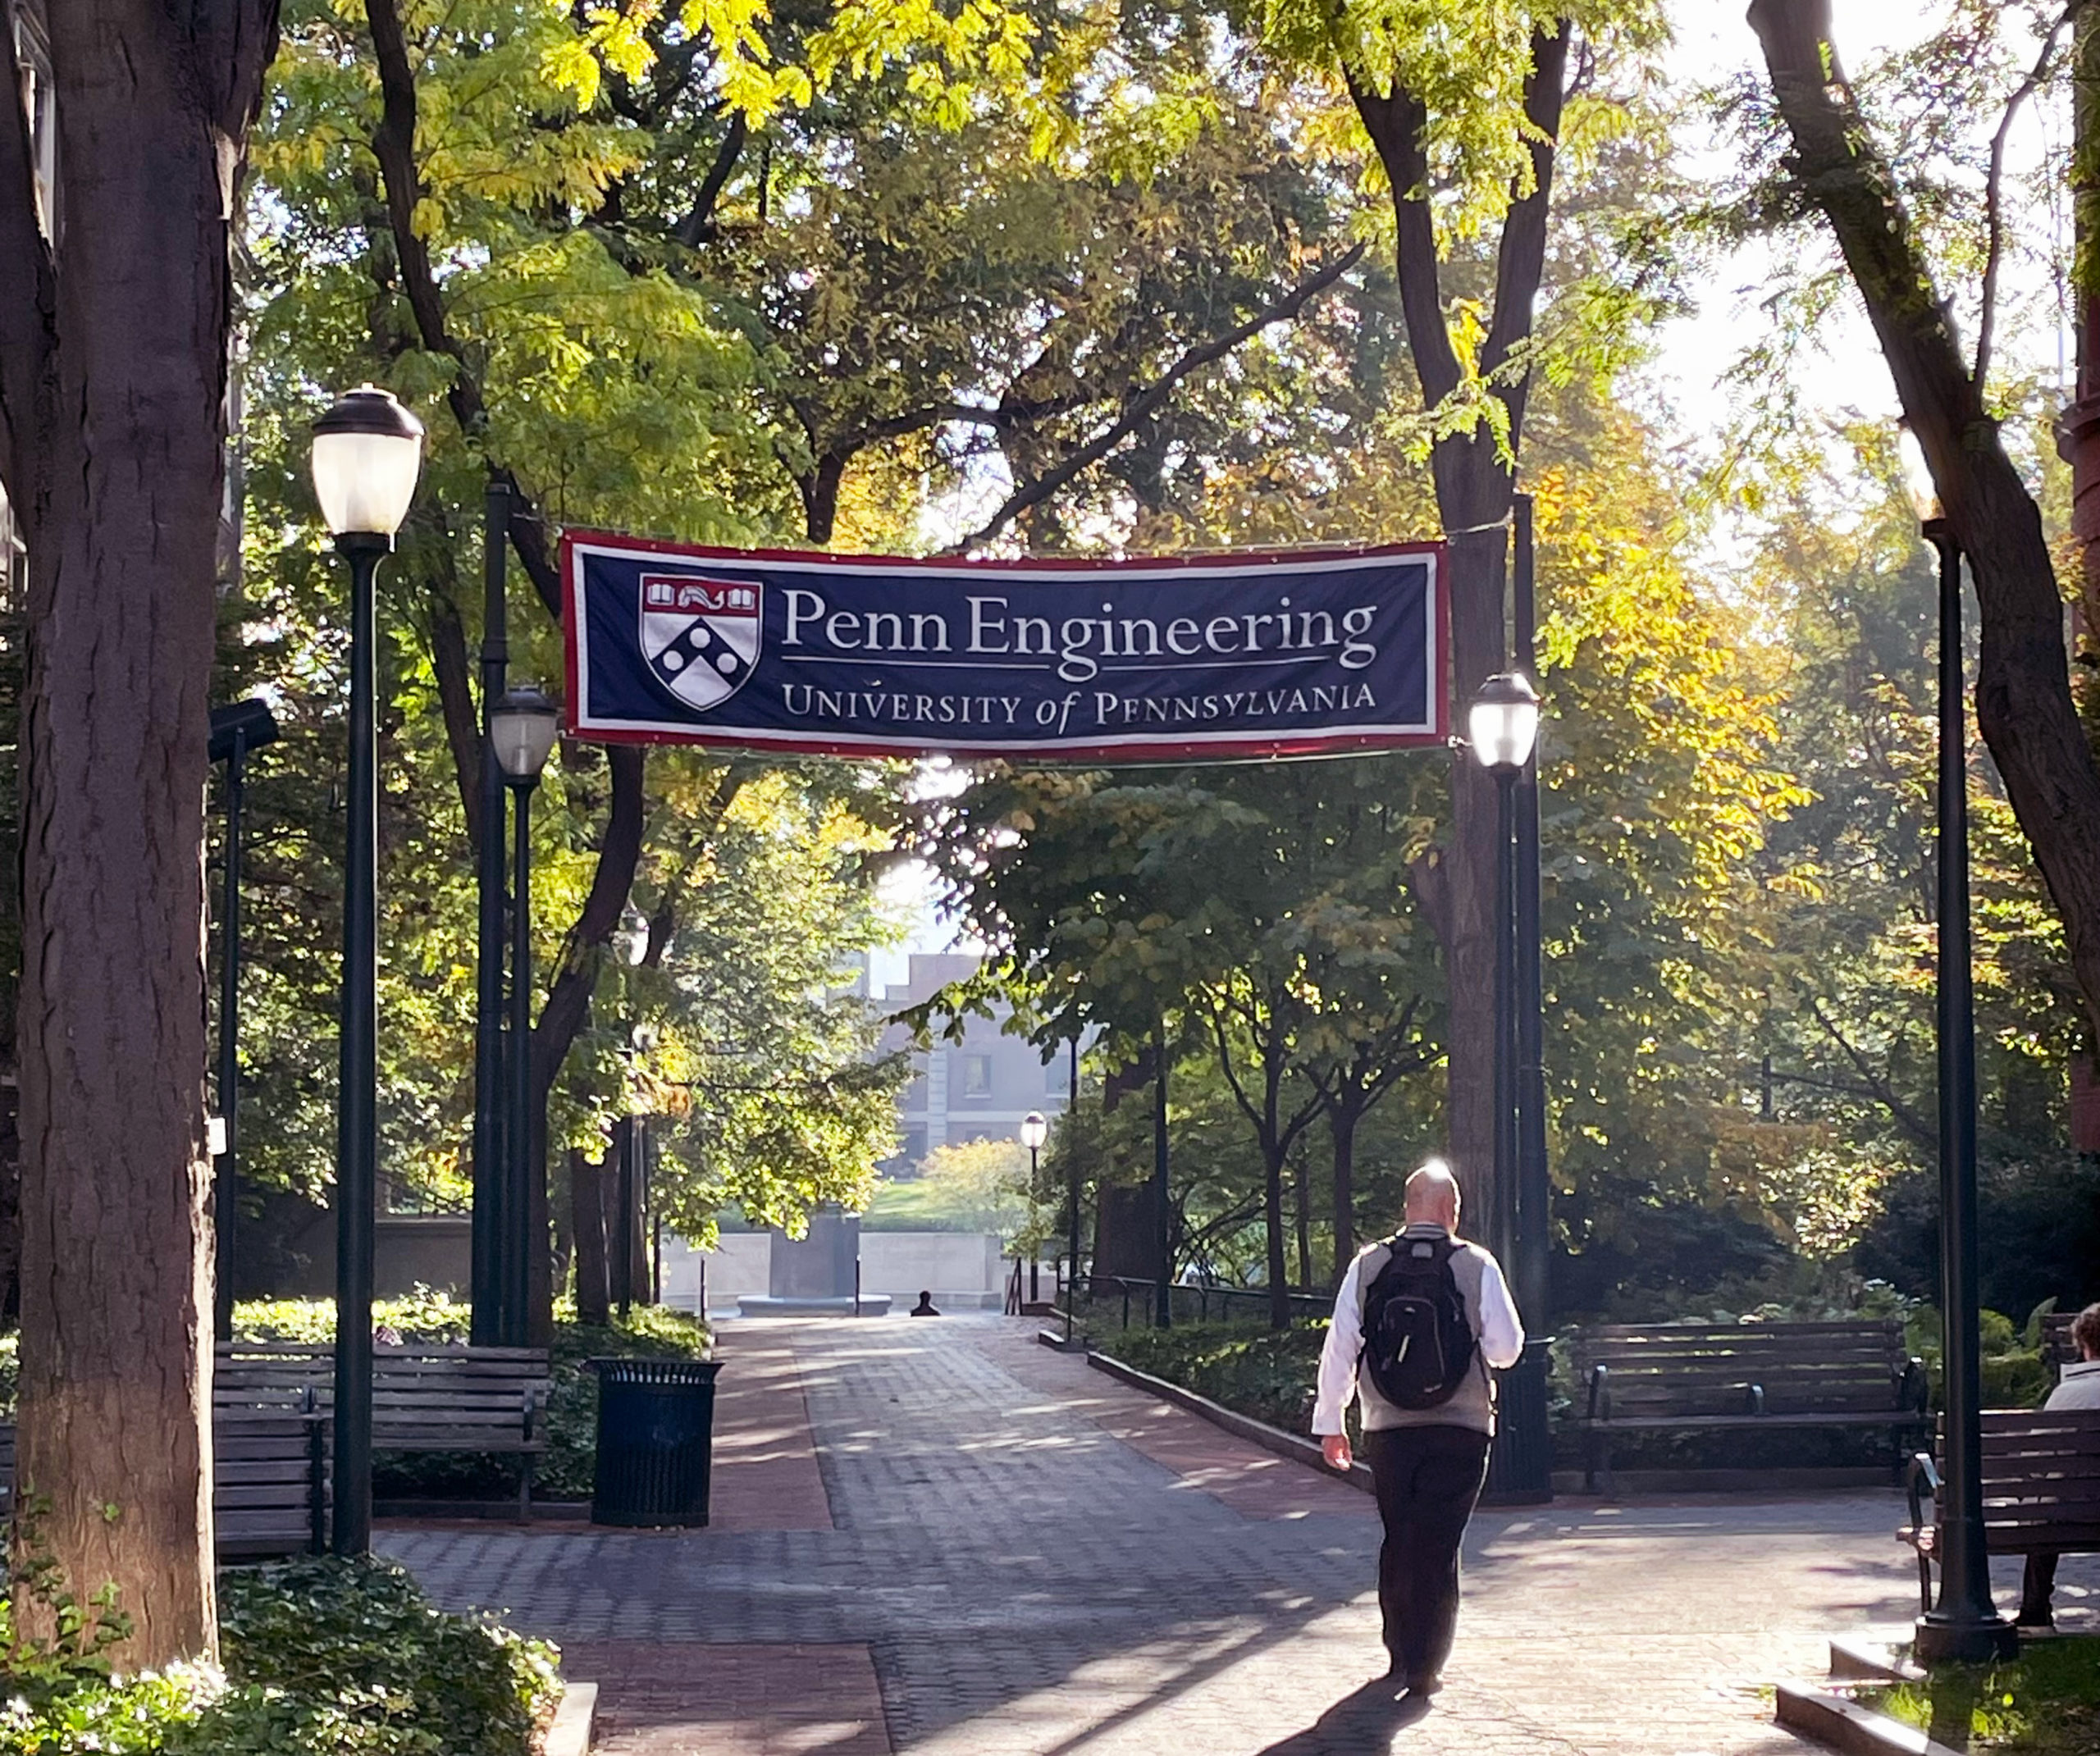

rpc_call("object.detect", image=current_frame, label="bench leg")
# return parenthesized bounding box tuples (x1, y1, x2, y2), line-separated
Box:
(518, 1454, 533, 1523)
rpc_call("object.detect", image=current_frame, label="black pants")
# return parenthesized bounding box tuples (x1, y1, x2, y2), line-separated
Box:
(1363, 1425, 1491, 1681)
(2020, 1551, 2059, 1623)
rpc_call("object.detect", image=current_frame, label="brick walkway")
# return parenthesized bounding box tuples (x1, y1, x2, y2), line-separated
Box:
(380, 1315, 2098, 1754)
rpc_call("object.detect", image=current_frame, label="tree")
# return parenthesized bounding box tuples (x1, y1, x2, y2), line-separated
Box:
(0, 0, 283, 1662)
(1746, 0, 2100, 1046)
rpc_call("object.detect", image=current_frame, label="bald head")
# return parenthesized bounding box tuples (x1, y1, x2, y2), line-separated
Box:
(1404, 1160, 1461, 1230)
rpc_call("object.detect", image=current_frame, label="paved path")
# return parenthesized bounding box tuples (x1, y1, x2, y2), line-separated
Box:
(380, 1315, 2098, 1754)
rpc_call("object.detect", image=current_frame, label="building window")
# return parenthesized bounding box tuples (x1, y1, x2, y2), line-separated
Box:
(961, 1053, 992, 1097)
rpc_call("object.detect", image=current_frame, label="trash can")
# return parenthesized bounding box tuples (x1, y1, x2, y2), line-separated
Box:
(591, 1357, 722, 1527)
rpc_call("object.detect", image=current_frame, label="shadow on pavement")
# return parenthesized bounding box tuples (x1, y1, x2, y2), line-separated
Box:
(1252, 1677, 1431, 1753)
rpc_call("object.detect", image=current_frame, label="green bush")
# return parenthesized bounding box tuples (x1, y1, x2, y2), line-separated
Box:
(1104, 1322, 1330, 1434)
(0, 1556, 558, 1755)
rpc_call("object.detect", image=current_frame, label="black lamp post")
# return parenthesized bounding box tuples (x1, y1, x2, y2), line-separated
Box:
(208, 697, 280, 1339)
(1900, 437, 2018, 1664)
(1469, 670, 1553, 1506)
(312, 384, 425, 1556)
(491, 685, 559, 1348)
(614, 914, 651, 1318)
(472, 483, 511, 1346)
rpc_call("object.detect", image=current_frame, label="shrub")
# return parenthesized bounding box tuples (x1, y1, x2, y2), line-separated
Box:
(1105, 1322, 1330, 1434)
(0, 1555, 558, 1755)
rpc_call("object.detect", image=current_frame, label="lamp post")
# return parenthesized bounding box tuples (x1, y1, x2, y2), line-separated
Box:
(1899, 435, 2018, 1664)
(472, 482, 511, 1346)
(208, 698, 280, 1339)
(1020, 1107, 1048, 1317)
(311, 384, 424, 1556)
(491, 685, 559, 1348)
(1469, 671, 1553, 1506)
(614, 913, 650, 1318)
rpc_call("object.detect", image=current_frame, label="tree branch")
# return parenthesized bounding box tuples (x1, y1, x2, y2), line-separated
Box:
(1805, 996, 1936, 1150)
(943, 244, 1365, 554)
(673, 112, 746, 248)
(1346, 76, 1461, 407)
(1751, 0, 2100, 1044)
(1976, 0, 2082, 387)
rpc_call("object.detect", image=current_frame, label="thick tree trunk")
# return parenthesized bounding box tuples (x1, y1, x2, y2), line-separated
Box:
(1349, 28, 1568, 1232)
(1291, 1154, 1312, 1290)
(1262, 1144, 1290, 1327)
(569, 1147, 609, 1327)
(0, 0, 282, 1667)
(1751, 0, 2100, 1045)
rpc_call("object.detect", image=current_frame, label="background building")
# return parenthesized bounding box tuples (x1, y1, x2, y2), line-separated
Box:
(865, 952, 1075, 1170)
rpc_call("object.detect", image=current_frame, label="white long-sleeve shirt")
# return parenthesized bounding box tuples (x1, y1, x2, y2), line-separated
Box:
(1312, 1227, 1525, 1436)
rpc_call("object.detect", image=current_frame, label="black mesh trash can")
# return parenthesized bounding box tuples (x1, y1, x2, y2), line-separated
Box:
(591, 1358, 722, 1527)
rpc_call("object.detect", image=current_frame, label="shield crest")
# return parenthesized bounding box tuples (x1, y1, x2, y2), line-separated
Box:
(639, 572, 762, 712)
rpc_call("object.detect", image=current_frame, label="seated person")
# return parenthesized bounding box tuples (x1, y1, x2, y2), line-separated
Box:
(909, 1290, 940, 1317)
(2017, 1300, 2100, 1627)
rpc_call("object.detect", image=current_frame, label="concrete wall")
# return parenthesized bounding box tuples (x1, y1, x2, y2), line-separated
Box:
(664, 1230, 1053, 1316)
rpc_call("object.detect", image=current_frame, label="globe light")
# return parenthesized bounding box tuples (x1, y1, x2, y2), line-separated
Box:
(310, 385, 425, 539)
(490, 685, 560, 783)
(1467, 673, 1541, 775)
(1020, 1111, 1048, 1152)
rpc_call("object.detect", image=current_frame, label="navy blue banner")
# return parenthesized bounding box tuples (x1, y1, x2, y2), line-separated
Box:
(562, 532, 1445, 762)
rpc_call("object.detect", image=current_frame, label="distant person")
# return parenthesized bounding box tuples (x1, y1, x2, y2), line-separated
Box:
(1313, 1160, 1523, 1698)
(910, 1291, 941, 1317)
(2017, 1301, 2100, 1627)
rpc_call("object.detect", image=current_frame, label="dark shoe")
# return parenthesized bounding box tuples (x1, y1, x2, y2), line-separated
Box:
(2015, 1607, 2056, 1631)
(1405, 1672, 1444, 1697)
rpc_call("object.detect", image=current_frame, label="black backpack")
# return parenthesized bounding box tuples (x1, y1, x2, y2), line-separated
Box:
(1359, 1234, 1475, 1410)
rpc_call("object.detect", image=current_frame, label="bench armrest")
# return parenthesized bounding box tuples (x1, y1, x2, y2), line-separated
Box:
(1586, 1363, 1609, 1424)
(1904, 1449, 1942, 1543)
(1898, 1357, 1929, 1415)
(1745, 1383, 1765, 1416)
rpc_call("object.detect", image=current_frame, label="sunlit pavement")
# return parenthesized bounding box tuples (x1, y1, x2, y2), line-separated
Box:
(380, 1314, 2095, 1754)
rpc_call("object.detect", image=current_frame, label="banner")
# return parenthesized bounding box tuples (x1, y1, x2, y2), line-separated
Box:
(562, 531, 1445, 763)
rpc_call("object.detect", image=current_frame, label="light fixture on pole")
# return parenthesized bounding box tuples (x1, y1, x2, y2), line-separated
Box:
(491, 684, 559, 1348)
(1469, 670, 1552, 1506)
(312, 383, 424, 1558)
(1898, 426, 2018, 1665)
(208, 697, 280, 1340)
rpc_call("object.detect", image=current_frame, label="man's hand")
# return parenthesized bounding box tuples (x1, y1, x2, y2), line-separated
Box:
(1321, 1433, 1354, 1472)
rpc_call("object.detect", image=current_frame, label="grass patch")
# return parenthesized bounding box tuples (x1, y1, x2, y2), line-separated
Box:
(1857, 1637, 2100, 1754)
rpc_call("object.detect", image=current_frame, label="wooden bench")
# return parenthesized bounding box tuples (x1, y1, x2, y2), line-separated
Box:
(217, 1342, 552, 1516)
(0, 1409, 328, 1559)
(1898, 1408, 2100, 1612)
(1569, 1320, 1929, 1493)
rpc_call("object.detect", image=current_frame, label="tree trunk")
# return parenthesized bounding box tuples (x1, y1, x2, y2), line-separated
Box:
(1348, 30, 1568, 1232)
(1263, 1146, 1290, 1329)
(1329, 1101, 1358, 1281)
(1752, 0, 2100, 1044)
(0, 0, 282, 1667)
(570, 1147, 609, 1327)
(1292, 1153, 1312, 1291)
(2065, 8, 2100, 726)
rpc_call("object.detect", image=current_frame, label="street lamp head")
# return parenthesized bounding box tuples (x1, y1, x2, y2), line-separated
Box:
(1897, 422, 1944, 525)
(490, 685, 560, 785)
(1467, 672, 1540, 775)
(311, 385, 425, 540)
(209, 697, 281, 764)
(1020, 1111, 1048, 1152)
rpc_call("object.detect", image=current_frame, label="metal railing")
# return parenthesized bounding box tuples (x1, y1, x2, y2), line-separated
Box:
(1067, 1273, 1332, 1331)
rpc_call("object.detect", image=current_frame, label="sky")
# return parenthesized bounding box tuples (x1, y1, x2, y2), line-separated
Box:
(873, 0, 2070, 987)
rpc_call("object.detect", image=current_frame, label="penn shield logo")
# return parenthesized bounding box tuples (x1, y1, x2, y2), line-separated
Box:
(639, 572, 761, 712)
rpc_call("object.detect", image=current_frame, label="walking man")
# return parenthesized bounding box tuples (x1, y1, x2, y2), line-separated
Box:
(1314, 1160, 1523, 1696)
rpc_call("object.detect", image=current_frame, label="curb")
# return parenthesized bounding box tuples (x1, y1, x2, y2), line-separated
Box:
(1085, 1349, 1375, 1494)
(1774, 1681, 1962, 1756)
(547, 1680, 597, 1756)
